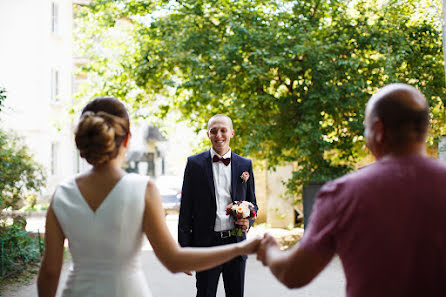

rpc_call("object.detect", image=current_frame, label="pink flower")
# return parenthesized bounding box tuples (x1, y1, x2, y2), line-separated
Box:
(240, 171, 249, 183)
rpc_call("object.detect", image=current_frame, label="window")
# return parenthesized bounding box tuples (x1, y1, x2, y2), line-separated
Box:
(75, 150, 80, 173)
(51, 68, 60, 102)
(145, 153, 155, 176)
(75, 148, 91, 173)
(51, 2, 59, 35)
(51, 142, 59, 175)
(161, 158, 165, 175)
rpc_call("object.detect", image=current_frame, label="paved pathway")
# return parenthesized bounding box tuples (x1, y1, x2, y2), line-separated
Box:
(142, 251, 345, 297)
(2, 214, 346, 297)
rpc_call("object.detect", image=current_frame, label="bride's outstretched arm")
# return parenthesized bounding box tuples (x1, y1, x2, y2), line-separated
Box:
(37, 202, 65, 297)
(142, 181, 260, 274)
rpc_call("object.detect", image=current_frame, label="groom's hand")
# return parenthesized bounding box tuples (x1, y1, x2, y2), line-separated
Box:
(235, 218, 250, 232)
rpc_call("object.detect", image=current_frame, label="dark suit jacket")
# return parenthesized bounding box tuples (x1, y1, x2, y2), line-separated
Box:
(178, 150, 258, 254)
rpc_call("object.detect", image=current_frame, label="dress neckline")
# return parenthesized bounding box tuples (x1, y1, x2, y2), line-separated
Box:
(73, 174, 129, 215)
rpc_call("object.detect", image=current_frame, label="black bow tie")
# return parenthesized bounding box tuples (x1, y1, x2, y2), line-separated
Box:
(213, 155, 231, 166)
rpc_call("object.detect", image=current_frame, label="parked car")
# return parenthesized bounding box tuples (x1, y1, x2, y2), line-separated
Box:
(155, 175, 182, 215)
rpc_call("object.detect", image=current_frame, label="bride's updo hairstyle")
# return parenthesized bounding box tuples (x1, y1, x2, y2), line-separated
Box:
(75, 97, 130, 166)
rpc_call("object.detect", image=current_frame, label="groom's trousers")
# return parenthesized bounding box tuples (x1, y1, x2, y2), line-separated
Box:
(195, 233, 246, 297)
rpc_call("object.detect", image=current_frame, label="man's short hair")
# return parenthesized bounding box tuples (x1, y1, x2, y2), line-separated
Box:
(371, 85, 429, 145)
(207, 114, 233, 130)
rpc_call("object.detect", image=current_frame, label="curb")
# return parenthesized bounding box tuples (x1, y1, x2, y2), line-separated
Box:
(1, 210, 47, 218)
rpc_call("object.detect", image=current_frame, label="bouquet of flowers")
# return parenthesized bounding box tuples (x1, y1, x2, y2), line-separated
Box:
(226, 201, 256, 236)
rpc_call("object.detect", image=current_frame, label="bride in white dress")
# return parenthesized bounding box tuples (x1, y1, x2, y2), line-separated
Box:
(37, 98, 259, 297)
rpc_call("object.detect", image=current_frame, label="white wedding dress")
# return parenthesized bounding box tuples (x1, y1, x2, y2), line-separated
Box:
(52, 173, 152, 297)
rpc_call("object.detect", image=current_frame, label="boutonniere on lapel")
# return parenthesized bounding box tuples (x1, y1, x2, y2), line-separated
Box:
(240, 171, 249, 183)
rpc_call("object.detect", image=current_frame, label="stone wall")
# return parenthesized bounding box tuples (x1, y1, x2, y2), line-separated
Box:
(254, 164, 296, 228)
(440, 135, 446, 162)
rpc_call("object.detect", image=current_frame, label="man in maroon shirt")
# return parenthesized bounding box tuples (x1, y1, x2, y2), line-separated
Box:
(257, 83, 446, 297)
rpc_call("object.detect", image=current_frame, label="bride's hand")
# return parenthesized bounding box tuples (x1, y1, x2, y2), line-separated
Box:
(239, 236, 261, 254)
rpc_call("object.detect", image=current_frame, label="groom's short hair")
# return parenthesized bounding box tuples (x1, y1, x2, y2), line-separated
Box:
(207, 114, 233, 130)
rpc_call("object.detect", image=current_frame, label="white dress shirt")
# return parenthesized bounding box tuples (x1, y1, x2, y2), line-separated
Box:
(210, 147, 235, 232)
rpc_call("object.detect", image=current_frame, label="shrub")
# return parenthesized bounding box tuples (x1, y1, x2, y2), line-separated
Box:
(0, 218, 43, 280)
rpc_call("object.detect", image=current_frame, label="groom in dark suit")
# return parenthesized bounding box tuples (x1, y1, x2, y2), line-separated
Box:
(178, 114, 257, 297)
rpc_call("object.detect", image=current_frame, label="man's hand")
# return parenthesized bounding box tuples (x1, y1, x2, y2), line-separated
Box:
(183, 271, 193, 276)
(234, 218, 250, 232)
(257, 233, 280, 266)
(239, 236, 262, 254)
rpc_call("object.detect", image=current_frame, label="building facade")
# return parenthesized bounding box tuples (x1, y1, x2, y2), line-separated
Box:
(0, 0, 77, 198)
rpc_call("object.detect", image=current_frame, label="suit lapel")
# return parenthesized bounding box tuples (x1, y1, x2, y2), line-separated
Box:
(204, 150, 216, 203)
(231, 152, 238, 202)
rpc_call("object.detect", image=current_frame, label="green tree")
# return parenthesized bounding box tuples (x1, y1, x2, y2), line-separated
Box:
(0, 131, 46, 211)
(0, 87, 5, 113)
(0, 89, 46, 279)
(74, 0, 446, 192)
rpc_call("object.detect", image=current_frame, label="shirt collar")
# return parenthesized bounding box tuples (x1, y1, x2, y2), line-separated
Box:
(210, 147, 231, 159)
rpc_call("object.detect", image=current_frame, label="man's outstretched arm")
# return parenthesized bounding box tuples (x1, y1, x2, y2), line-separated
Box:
(257, 234, 333, 288)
